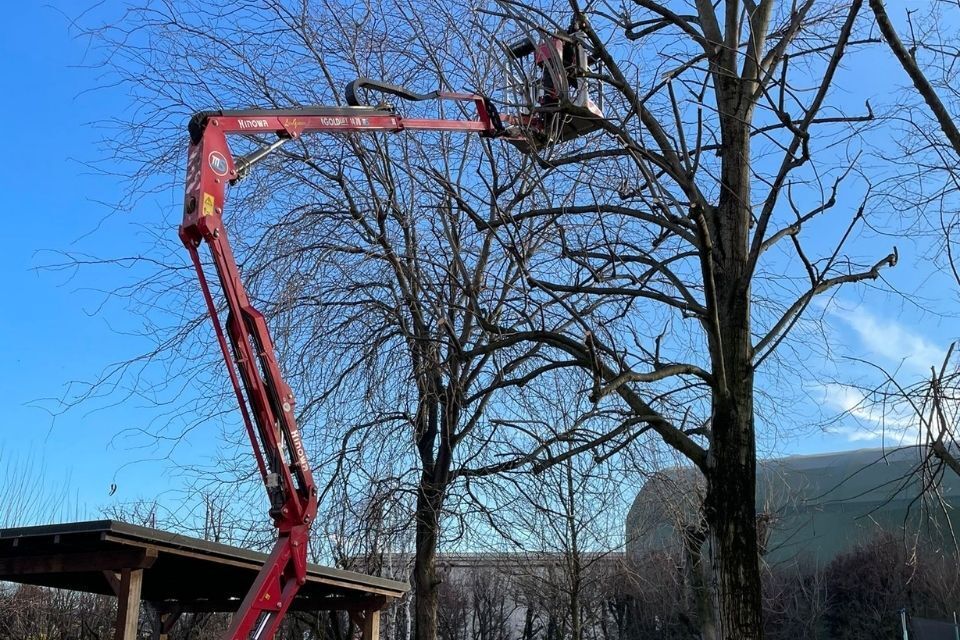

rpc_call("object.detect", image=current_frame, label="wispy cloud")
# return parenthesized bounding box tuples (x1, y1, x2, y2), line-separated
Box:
(809, 304, 948, 443)
(814, 382, 916, 444)
(827, 303, 945, 375)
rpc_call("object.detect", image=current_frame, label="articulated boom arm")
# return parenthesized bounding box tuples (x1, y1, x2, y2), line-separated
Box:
(179, 93, 510, 640)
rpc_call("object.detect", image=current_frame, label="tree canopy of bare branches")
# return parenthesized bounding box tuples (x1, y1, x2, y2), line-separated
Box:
(458, 1, 893, 637)
(65, 1, 930, 639)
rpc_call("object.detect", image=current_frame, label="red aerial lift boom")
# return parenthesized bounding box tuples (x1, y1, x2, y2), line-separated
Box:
(179, 33, 601, 640)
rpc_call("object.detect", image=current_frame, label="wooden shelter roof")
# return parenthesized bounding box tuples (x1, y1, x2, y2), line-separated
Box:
(0, 520, 406, 613)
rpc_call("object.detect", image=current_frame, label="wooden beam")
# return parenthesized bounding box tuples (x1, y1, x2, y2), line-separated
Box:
(306, 575, 401, 598)
(160, 607, 182, 637)
(102, 534, 405, 598)
(350, 608, 382, 640)
(147, 603, 181, 640)
(0, 548, 157, 575)
(155, 594, 388, 614)
(114, 568, 144, 640)
(103, 570, 121, 596)
(362, 609, 381, 640)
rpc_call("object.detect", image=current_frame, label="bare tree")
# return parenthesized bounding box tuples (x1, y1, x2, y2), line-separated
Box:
(0, 585, 118, 640)
(0, 450, 80, 528)
(74, 3, 622, 640)
(870, 0, 960, 157)
(456, 1, 896, 637)
(70, 1, 910, 638)
(762, 560, 828, 640)
(865, 0, 960, 480)
(501, 384, 637, 640)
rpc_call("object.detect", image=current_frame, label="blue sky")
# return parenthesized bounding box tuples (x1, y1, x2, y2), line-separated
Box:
(0, 2, 227, 523)
(1, 2, 958, 525)
(0, 3, 134, 517)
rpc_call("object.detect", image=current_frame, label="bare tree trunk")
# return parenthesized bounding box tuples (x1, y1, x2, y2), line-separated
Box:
(704, 423, 761, 638)
(414, 480, 443, 640)
(704, 109, 763, 640)
(683, 525, 717, 640)
(566, 460, 582, 640)
(413, 368, 456, 640)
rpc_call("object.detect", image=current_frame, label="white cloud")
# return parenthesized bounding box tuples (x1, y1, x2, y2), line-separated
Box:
(827, 303, 945, 375)
(815, 382, 913, 435)
(792, 302, 952, 444)
(812, 376, 956, 445)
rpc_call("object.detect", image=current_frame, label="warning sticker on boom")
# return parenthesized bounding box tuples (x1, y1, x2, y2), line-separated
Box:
(202, 193, 215, 217)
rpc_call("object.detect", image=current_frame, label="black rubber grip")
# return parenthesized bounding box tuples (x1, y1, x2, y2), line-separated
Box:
(346, 78, 441, 107)
(507, 36, 535, 58)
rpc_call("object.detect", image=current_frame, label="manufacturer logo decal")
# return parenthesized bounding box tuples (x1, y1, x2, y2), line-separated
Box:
(282, 118, 306, 132)
(289, 429, 307, 468)
(238, 118, 270, 129)
(318, 116, 371, 127)
(208, 151, 229, 176)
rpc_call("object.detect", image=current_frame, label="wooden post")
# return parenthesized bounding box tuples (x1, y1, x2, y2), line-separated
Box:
(349, 608, 381, 640)
(362, 609, 380, 640)
(114, 568, 144, 640)
(149, 604, 181, 640)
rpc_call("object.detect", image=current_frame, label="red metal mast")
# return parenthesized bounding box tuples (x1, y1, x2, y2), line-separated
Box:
(180, 94, 511, 640)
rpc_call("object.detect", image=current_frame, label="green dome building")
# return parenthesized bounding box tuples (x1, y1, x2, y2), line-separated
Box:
(626, 446, 960, 565)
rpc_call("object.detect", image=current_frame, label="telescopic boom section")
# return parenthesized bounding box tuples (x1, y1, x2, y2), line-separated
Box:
(179, 96, 508, 640)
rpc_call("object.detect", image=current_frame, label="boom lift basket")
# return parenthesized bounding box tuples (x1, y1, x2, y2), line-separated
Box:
(506, 30, 604, 146)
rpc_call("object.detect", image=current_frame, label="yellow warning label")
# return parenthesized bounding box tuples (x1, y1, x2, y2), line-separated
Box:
(202, 193, 215, 217)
